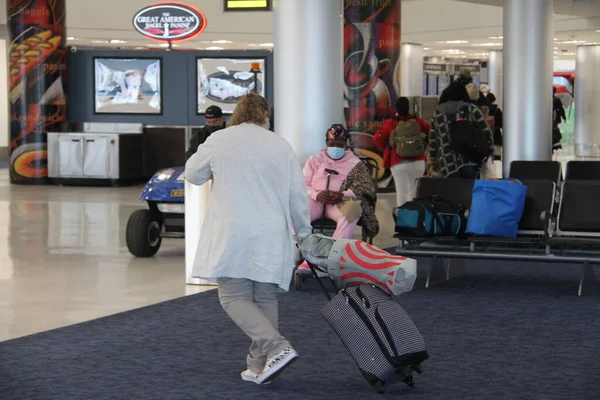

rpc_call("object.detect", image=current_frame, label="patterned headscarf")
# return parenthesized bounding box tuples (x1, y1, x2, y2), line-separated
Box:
(326, 124, 349, 140)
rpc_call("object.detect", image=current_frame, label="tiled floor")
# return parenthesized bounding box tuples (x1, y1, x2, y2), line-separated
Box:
(0, 146, 580, 342)
(0, 172, 213, 342)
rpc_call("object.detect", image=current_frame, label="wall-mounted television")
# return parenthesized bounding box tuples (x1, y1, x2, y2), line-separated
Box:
(196, 57, 266, 115)
(93, 57, 162, 115)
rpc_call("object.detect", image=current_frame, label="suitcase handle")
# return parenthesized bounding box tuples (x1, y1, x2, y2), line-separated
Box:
(306, 260, 332, 301)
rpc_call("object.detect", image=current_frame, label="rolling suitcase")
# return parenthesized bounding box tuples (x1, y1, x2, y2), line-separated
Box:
(307, 263, 428, 394)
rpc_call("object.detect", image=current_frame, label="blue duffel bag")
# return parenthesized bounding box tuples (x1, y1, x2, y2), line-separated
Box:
(465, 179, 528, 238)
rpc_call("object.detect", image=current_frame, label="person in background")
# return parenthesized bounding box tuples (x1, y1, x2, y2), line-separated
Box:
(466, 83, 489, 117)
(185, 93, 312, 385)
(373, 97, 430, 206)
(553, 86, 566, 153)
(428, 82, 493, 179)
(455, 70, 490, 109)
(486, 93, 504, 159)
(296, 124, 379, 274)
(185, 105, 226, 160)
(480, 84, 496, 105)
(465, 83, 496, 179)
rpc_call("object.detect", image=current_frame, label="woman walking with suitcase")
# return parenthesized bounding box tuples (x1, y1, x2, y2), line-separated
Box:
(185, 93, 312, 385)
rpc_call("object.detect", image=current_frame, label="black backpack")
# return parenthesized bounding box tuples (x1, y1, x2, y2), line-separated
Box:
(448, 108, 490, 164)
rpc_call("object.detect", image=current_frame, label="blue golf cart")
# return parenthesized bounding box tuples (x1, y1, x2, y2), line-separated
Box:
(126, 167, 186, 257)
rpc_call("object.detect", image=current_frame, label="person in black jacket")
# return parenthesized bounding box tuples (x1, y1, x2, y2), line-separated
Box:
(185, 105, 226, 160)
(552, 87, 566, 151)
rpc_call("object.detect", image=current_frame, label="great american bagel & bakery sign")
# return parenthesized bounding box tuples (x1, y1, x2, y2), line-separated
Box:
(133, 2, 207, 42)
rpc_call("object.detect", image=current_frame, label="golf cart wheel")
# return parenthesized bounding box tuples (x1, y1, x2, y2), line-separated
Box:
(126, 209, 162, 257)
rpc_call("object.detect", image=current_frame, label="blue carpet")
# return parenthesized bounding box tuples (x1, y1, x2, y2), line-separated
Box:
(1, 260, 599, 400)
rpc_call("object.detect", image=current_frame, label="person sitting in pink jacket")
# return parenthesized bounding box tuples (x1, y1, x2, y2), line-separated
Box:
(297, 124, 379, 274)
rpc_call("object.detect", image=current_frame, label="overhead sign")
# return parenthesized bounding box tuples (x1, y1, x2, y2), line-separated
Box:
(423, 63, 447, 73)
(453, 64, 481, 74)
(224, 0, 271, 11)
(133, 2, 207, 42)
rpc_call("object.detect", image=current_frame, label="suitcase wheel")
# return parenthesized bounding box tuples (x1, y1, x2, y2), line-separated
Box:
(404, 375, 415, 388)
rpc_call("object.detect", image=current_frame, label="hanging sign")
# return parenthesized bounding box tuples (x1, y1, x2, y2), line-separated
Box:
(423, 63, 447, 74)
(224, 0, 271, 11)
(133, 2, 207, 42)
(453, 64, 481, 74)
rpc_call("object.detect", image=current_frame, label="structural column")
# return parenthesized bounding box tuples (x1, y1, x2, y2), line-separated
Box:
(7, 0, 67, 184)
(400, 43, 424, 97)
(502, 0, 553, 177)
(343, 0, 401, 189)
(488, 50, 503, 110)
(574, 45, 600, 157)
(273, 0, 344, 164)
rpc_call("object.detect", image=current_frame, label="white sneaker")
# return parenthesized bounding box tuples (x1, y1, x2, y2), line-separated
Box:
(257, 347, 298, 384)
(240, 369, 270, 385)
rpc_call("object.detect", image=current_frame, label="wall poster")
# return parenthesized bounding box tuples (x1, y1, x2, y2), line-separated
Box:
(196, 57, 265, 114)
(93, 57, 162, 115)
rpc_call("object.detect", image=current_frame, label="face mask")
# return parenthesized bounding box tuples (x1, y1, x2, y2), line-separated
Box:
(327, 147, 345, 160)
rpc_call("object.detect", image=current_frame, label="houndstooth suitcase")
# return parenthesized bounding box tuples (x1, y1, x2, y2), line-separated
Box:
(321, 284, 428, 394)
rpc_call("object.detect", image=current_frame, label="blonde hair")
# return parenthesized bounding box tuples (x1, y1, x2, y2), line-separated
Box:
(466, 83, 480, 101)
(228, 93, 270, 127)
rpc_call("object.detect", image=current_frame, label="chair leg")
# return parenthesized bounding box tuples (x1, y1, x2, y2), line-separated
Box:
(578, 262, 595, 296)
(426, 257, 466, 288)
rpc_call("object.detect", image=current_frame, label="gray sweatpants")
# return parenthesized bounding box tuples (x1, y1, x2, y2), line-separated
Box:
(217, 278, 291, 374)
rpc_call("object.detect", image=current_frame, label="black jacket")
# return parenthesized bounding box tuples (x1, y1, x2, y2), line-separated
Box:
(185, 124, 226, 160)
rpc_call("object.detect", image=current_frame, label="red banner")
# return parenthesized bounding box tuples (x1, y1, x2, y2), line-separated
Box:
(344, 0, 401, 186)
(7, 0, 67, 184)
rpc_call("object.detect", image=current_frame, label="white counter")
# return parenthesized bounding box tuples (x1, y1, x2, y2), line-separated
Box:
(184, 179, 216, 286)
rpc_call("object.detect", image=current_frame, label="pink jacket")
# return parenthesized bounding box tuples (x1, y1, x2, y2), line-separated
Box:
(303, 149, 360, 201)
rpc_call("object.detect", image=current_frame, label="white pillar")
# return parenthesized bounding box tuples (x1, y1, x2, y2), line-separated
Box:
(503, 0, 553, 177)
(400, 43, 424, 97)
(488, 50, 503, 110)
(574, 45, 600, 158)
(274, 0, 343, 164)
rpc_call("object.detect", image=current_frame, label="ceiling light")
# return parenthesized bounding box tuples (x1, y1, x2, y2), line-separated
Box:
(488, 36, 503, 40)
(259, 43, 274, 47)
(110, 39, 126, 44)
(91, 40, 109, 44)
(212, 40, 232, 44)
(206, 46, 224, 50)
(67, 36, 75, 40)
(423, 47, 430, 50)
(438, 40, 468, 44)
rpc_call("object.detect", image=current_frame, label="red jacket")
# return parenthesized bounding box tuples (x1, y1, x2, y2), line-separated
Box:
(373, 115, 431, 168)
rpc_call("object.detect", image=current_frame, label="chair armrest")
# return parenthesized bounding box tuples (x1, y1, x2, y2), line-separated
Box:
(541, 211, 556, 240)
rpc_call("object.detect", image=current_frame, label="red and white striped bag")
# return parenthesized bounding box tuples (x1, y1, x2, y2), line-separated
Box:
(299, 234, 417, 295)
